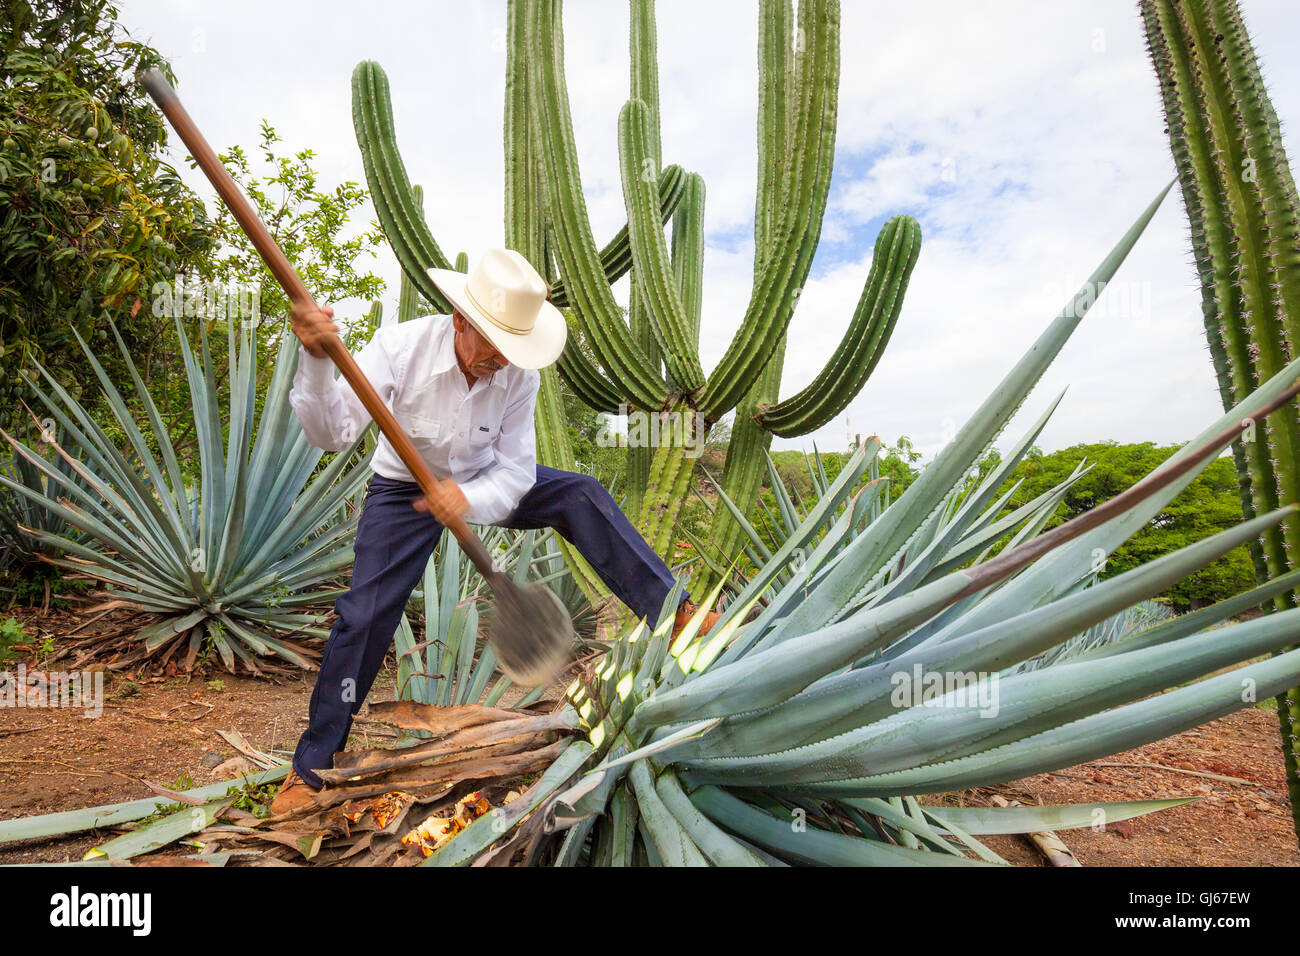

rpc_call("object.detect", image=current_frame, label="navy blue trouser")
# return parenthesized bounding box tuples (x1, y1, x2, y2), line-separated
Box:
(291, 466, 680, 787)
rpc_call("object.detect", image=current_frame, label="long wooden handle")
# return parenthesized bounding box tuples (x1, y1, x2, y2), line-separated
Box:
(140, 70, 495, 575)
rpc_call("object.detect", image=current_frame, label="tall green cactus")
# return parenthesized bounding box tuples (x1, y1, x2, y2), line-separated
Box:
(348, 0, 920, 604)
(1141, 0, 1300, 841)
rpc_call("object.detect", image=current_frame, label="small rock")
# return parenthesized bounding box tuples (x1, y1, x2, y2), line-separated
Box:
(199, 752, 224, 769)
(1255, 801, 1272, 812)
(212, 756, 253, 777)
(1177, 761, 1196, 771)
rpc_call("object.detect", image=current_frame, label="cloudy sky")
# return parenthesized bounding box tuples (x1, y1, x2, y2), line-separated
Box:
(118, 0, 1300, 460)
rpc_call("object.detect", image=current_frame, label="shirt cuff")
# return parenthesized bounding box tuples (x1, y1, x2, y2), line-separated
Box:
(297, 345, 337, 392)
(459, 476, 496, 526)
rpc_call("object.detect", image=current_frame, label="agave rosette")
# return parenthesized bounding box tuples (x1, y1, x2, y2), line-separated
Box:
(415, 187, 1300, 866)
(0, 321, 370, 672)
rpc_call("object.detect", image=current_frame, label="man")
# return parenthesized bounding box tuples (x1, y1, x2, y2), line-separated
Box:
(271, 247, 718, 813)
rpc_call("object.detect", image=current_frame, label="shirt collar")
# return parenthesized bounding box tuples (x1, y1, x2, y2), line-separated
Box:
(430, 313, 509, 390)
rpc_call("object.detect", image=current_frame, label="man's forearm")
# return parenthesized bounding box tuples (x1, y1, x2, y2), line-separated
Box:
(289, 345, 359, 451)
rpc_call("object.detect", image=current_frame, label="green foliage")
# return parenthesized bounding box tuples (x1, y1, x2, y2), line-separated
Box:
(226, 779, 276, 818)
(0, 563, 91, 609)
(1005, 442, 1255, 610)
(0, 0, 212, 437)
(874, 436, 924, 503)
(0, 615, 28, 661)
(191, 120, 385, 348)
(135, 121, 387, 485)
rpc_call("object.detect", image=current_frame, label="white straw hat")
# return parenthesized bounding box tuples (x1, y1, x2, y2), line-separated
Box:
(428, 248, 567, 370)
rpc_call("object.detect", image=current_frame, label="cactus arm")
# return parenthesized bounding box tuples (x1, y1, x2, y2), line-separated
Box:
(528, 0, 668, 411)
(1142, 0, 1300, 842)
(618, 99, 707, 396)
(700, 0, 841, 420)
(624, 0, 666, 516)
(671, 172, 707, 352)
(509, 0, 627, 421)
(505, 0, 609, 605)
(1215, 0, 1300, 334)
(1142, 0, 1266, 566)
(633, 404, 700, 559)
(758, 215, 922, 437)
(629, 0, 663, 170)
(535, 364, 611, 602)
(351, 61, 455, 315)
(754, 0, 794, 274)
(627, 170, 709, 525)
(556, 333, 624, 414)
(1150, 0, 1300, 583)
(395, 184, 427, 322)
(360, 300, 383, 340)
(505, 0, 544, 269)
(546, 165, 687, 310)
(695, 0, 799, 596)
(697, 355, 783, 601)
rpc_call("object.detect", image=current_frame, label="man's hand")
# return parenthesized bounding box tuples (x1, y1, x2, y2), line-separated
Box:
(413, 479, 470, 526)
(290, 301, 341, 359)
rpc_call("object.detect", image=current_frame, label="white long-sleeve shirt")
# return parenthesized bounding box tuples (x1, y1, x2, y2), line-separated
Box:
(288, 313, 541, 525)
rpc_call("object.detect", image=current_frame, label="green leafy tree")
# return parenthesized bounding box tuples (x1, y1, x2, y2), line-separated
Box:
(1005, 441, 1254, 610)
(0, 0, 211, 436)
(877, 435, 923, 502)
(191, 120, 385, 351)
(142, 122, 386, 472)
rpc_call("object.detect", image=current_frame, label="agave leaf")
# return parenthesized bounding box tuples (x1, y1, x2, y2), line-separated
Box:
(689, 785, 995, 866)
(83, 798, 231, 861)
(921, 798, 1195, 835)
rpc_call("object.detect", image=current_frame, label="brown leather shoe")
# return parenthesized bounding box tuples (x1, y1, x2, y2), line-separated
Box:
(269, 766, 320, 814)
(671, 600, 722, 644)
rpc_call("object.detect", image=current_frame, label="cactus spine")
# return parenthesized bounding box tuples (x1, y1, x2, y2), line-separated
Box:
(349, 0, 920, 602)
(1141, 0, 1300, 840)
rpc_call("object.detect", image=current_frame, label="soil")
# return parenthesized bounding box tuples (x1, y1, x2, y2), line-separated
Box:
(1, 605, 1297, 866)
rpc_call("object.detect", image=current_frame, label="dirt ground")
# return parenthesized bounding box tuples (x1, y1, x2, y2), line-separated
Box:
(1, 606, 1297, 866)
